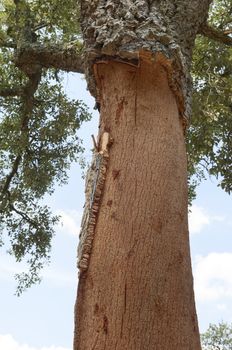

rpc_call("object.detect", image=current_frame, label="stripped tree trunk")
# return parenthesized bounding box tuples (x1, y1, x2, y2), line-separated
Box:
(74, 1, 212, 349)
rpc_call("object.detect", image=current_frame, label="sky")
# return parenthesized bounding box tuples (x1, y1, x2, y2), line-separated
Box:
(0, 73, 231, 350)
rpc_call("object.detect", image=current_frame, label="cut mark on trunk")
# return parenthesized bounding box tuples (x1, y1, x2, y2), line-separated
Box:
(77, 132, 112, 273)
(103, 315, 109, 334)
(107, 199, 113, 207)
(91, 333, 99, 350)
(94, 303, 100, 315)
(112, 169, 120, 180)
(124, 282, 127, 312)
(115, 97, 125, 124)
(120, 282, 127, 339)
(134, 70, 138, 126)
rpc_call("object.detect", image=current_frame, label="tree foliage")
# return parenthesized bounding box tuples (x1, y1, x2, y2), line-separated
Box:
(0, 0, 90, 294)
(201, 322, 232, 349)
(0, 0, 231, 293)
(188, 0, 232, 199)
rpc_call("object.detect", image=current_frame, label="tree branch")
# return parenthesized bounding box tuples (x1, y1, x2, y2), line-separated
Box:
(0, 68, 42, 198)
(1, 155, 22, 196)
(15, 42, 85, 74)
(34, 22, 49, 31)
(9, 202, 37, 227)
(199, 23, 232, 46)
(0, 87, 24, 97)
(0, 39, 16, 49)
(224, 29, 232, 35)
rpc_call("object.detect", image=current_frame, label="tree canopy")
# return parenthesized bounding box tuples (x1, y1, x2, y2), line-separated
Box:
(0, 0, 231, 293)
(188, 0, 232, 199)
(0, 0, 90, 294)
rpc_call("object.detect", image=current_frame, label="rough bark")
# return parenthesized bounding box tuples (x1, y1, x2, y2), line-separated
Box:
(15, 43, 84, 74)
(74, 57, 201, 349)
(80, 0, 212, 122)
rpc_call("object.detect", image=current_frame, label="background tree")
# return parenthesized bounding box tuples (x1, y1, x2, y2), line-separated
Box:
(201, 322, 232, 349)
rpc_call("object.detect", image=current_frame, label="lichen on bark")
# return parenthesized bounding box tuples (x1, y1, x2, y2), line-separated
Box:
(80, 0, 212, 122)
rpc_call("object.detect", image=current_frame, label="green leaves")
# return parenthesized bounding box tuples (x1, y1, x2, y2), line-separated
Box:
(0, 0, 89, 294)
(201, 322, 232, 349)
(0, 68, 90, 293)
(29, 0, 81, 42)
(4, 201, 57, 296)
(1, 0, 81, 44)
(188, 0, 232, 200)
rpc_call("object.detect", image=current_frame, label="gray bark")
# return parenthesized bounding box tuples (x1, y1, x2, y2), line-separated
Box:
(80, 0, 212, 122)
(15, 43, 84, 74)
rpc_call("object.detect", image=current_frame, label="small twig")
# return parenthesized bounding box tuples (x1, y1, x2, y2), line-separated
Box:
(91, 134, 98, 151)
(9, 203, 37, 226)
(34, 22, 49, 31)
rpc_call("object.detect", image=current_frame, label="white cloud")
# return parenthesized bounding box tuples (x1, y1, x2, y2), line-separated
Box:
(0, 253, 77, 286)
(189, 205, 210, 234)
(0, 255, 25, 281)
(56, 210, 82, 236)
(193, 252, 232, 302)
(216, 303, 227, 311)
(212, 215, 225, 223)
(188, 205, 225, 235)
(0, 334, 71, 350)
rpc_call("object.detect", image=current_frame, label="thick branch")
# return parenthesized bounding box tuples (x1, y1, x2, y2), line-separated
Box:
(9, 0, 85, 74)
(15, 43, 85, 74)
(199, 24, 232, 46)
(1, 155, 22, 196)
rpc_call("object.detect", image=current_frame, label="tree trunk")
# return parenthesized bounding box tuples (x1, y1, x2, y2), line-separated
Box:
(74, 1, 212, 348)
(74, 55, 200, 349)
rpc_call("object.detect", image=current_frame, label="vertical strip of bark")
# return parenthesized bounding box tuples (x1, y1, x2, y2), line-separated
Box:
(74, 58, 201, 349)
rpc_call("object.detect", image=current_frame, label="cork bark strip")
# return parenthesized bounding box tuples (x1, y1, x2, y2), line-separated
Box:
(80, 0, 212, 122)
(78, 132, 111, 272)
(74, 58, 201, 350)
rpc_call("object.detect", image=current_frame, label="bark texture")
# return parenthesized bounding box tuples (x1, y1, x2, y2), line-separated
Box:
(15, 43, 84, 74)
(74, 58, 201, 349)
(80, 0, 212, 121)
(74, 2, 212, 348)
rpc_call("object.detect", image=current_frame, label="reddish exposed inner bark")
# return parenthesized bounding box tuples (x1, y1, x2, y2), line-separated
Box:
(74, 59, 201, 350)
